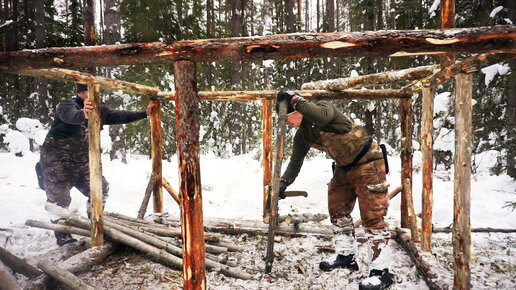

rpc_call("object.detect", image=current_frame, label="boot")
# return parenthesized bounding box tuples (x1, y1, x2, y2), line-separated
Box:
(319, 254, 359, 272)
(359, 268, 394, 290)
(35, 162, 45, 190)
(51, 219, 77, 246)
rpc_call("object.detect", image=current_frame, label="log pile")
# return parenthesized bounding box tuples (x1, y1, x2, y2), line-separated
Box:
(25, 204, 253, 281)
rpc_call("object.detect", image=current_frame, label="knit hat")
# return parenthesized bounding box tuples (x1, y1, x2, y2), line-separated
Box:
(76, 83, 88, 93)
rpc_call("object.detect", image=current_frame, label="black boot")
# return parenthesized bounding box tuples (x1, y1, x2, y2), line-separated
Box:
(319, 254, 359, 272)
(35, 162, 45, 190)
(359, 268, 394, 290)
(51, 219, 77, 247)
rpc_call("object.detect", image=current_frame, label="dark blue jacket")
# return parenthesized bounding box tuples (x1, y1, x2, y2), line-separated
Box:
(48, 96, 147, 139)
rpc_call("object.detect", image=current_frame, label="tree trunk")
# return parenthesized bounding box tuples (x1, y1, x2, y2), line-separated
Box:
(400, 98, 413, 229)
(34, 0, 49, 124)
(285, 0, 295, 88)
(327, 0, 334, 32)
(262, 100, 273, 218)
(150, 100, 163, 213)
(506, 0, 516, 178)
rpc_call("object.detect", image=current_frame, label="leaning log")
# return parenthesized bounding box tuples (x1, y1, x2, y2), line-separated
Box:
(0, 246, 42, 279)
(1, 26, 514, 71)
(395, 228, 452, 290)
(162, 177, 180, 204)
(0, 259, 21, 290)
(137, 173, 158, 219)
(301, 65, 437, 90)
(36, 259, 96, 290)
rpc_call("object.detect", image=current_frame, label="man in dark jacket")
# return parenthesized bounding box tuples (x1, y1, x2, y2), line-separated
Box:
(39, 83, 154, 246)
(277, 90, 393, 290)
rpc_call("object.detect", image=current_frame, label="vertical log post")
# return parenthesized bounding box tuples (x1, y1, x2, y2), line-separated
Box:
(421, 88, 434, 251)
(150, 100, 163, 213)
(400, 98, 413, 229)
(441, 0, 456, 67)
(88, 84, 103, 247)
(174, 60, 206, 290)
(453, 73, 472, 290)
(262, 100, 273, 219)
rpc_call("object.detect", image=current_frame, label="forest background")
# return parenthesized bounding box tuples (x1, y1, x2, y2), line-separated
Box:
(0, 0, 515, 180)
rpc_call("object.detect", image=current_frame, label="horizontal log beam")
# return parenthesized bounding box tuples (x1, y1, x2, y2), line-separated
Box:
(1, 26, 514, 71)
(302, 65, 438, 90)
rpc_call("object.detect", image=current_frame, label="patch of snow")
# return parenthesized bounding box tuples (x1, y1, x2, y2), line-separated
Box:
(489, 6, 504, 18)
(481, 63, 510, 87)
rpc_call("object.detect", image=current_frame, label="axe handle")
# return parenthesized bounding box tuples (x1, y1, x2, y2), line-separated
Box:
(283, 190, 308, 197)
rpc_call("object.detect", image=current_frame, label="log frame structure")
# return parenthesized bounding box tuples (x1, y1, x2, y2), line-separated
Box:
(1, 19, 514, 289)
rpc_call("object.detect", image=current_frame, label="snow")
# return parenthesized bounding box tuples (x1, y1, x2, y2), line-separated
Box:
(481, 63, 510, 87)
(1, 128, 515, 288)
(433, 92, 451, 116)
(489, 6, 504, 18)
(429, 0, 440, 18)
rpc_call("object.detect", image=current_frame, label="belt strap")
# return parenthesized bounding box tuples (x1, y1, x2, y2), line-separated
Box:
(339, 137, 373, 171)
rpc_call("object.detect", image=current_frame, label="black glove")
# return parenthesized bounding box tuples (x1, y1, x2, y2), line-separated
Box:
(279, 180, 288, 200)
(276, 90, 297, 114)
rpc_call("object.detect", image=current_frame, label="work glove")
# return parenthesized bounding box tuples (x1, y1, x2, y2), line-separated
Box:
(276, 90, 297, 114)
(279, 179, 288, 200)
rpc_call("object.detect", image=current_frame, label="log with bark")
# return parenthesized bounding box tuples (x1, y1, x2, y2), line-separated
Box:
(36, 259, 96, 290)
(0, 259, 22, 290)
(395, 228, 452, 290)
(0, 246, 42, 279)
(162, 177, 180, 204)
(1, 26, 514, 70)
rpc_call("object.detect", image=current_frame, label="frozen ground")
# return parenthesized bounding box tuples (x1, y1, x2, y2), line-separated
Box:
(0, 150, 515, 289)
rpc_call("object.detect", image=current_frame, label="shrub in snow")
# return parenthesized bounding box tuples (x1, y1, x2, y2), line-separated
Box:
(15, 118, 43, 139)
(4, 130, 30, 156)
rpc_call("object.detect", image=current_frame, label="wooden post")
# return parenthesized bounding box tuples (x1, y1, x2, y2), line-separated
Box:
(174, 60, 206, 290)
(150, 100, 163, 212)
(440, 0, 456, 70)
(265, 100, 288, 273)
(262, 100, 273, 218)
(421, 88, 434, 251)
(88, 84, 103, 247)
(453, 73, 472, 290)
(400, 98, 413, 229)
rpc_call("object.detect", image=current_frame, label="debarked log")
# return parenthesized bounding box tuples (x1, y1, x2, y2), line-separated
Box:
(36, 259, 96, 290)
(46, 205, 252, 280)
(25, 219, 91, 237)
(302, 65, 438, 90)
(395, 228, 452, 290)
(153, 215, 334, 237)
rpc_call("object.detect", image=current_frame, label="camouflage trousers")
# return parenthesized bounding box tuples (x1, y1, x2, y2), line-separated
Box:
(328, 158, 390, 262)
(40, 136, 109, 209)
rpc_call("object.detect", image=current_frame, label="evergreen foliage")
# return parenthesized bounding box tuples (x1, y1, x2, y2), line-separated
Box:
(0, 0, 514, 179)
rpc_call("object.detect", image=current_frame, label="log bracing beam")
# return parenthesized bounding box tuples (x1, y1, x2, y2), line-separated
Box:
(1, 26, 514, 71)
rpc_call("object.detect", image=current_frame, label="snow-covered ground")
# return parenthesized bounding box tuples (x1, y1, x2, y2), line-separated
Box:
(0, 145, 515, 289)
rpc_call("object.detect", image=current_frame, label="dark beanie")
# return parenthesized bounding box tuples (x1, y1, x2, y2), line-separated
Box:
(76, 83, 88, 93)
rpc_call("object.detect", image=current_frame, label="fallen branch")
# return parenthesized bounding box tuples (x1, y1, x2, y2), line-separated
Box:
(36, 259, 96, 290)
(395, 228, 452, 290)
(0, 246, 42, 279)
(0, 259, 21, 290)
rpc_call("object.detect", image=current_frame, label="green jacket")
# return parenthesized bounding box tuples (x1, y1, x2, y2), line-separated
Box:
(281, 98, 383, 185)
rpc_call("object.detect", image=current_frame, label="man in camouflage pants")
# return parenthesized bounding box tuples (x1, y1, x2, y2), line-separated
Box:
(39, 83, 154, 246)
(277, 91, 393, 290)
